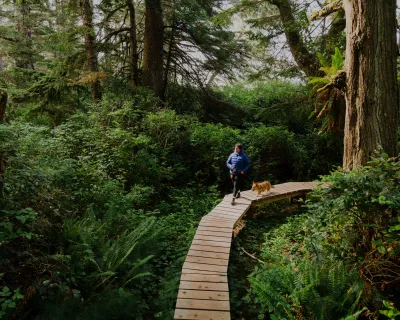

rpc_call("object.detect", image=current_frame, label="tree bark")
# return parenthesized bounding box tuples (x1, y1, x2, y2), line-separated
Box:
(15, 0, 34, 69)
(142, 0, 164, 99)
(271, 0, 323, 77)
(343, 0, 399, 170)
(163, 25, 176, 99)
(126, 0, 139, 86)
(0, 91, 7, 206)
(80, 0, 102, 103)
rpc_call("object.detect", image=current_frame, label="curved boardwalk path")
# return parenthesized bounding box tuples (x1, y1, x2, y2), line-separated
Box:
(174, 182, 328, 320)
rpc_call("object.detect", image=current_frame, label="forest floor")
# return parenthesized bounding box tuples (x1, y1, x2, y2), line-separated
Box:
(228, 201, 305, 319)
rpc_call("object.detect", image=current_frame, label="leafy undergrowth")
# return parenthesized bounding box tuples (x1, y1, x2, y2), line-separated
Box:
(229, 201, 306, 320)
(241, 156, 400, 320)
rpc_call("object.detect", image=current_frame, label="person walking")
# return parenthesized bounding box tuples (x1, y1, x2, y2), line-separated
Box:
(226, 143, 250, 205)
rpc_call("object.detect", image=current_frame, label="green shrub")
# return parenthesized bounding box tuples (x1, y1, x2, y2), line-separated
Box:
(164, 84, 203, 117)
(220, 81, 314, 133)
(248, 155, 400, 319)
(242, 125, 297, 182)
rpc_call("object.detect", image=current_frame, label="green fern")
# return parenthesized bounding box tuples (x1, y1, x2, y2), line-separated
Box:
(95, 217, 156, 288)
(249, 255, 367, 319)
(308, 47, 346, 135)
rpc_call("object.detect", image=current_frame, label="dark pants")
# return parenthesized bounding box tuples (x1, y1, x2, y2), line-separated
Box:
(231, 174, 244, 197)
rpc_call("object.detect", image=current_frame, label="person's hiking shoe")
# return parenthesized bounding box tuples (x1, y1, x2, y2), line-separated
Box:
(231, 197, 235, 205)
(237, 191, 241, 198)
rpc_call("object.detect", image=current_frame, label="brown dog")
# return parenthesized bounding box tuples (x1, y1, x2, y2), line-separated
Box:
(252, 181, 274, 196)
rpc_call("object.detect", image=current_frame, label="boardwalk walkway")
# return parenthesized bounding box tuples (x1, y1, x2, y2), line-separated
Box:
(174, 182, 327, 320)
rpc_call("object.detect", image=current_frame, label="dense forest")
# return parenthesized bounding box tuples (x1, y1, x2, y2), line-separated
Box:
(0, 0, 399, 319)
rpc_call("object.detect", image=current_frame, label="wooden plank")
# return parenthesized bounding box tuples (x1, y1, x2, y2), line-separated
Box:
(215, 205, 247, 212)
(194, 234, 232, 243)
(199, 221, 234, 228)
(201, 217, 235, 223)
(217, 201, 247, 207)
(209, 212, 245, 220)
(210, 209, 243, 217)
(198, 223, 233, 230)
(188, 244, 231, 254)
(200, 217, 236, 225)
(186, 256, 228, 266)
(174, 309, 230, 320)
(188, 249, 230, 260)
(191, 239, 231, 248)
(223, 197, 252, 205)
(232, 193, 256, 201)
(253, 191, 306, 206)
(199, 220, 233, 227)
(218, 202, 248, 208)
(183, 262, 227, 273)
(211, 206, 245, 213)
(210, 212, 242, 223)
(219, 200, 250, 207)
(194, 233, 232, 241)
(198, 222, 235, 229)
(200, 219, 235, 226)
(202, 216, 236, 222)
(202, 215, 237, 222)
(182, 269, 227, 275)
(179, 281, 229, 291)
(195, 228, 235, 238)
(195, 230, 232, 238)
(178, 289, 229, 300)
(176, 298, 230, 311)
(180, 273, 227, 283)
(196, 226, 232, 235)
(208, 211, 242, 219)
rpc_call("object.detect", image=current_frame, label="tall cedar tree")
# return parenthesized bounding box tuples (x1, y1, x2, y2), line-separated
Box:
(343, 0, 399, 170)
(142, 0, 164, 99)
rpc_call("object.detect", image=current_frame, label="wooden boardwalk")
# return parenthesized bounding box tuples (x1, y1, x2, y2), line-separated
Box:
(174, 182, 327, 320)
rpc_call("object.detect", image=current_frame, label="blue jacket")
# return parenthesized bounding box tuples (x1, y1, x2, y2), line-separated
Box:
(226, 150, 250, 175)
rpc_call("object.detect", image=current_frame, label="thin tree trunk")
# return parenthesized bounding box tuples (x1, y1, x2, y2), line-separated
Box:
(80, 0, 101, 103)
(142, 0, 164, 99)
(163, 25, 175, 99)
(271, 0, 323, 77)
(0, 91, 7, 206)
(343, 0, 399, 170)
(15, 0, 34, 69)
(127, 0, 139, 86)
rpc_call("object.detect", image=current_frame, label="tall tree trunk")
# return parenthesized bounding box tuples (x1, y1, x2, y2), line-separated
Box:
(142, 0, 164, 99)
(163, 26, 175, 99)
(127, 0, 139, 86)
(271, 0, 323, 77)
(0, 92, 7, 206)
(15, 0, 34, 69)
(80, 0, 101, 103)
(343, 0, 399, 170)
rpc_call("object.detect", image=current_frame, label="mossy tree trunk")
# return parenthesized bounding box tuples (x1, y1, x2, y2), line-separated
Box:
(0, 91, 7, 206)
(80, 0, 102, 103)
(343, 0, 399, 170)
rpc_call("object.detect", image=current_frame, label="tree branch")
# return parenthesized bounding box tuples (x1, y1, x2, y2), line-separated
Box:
(310, 0, 343, 21)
